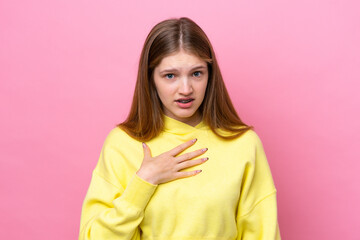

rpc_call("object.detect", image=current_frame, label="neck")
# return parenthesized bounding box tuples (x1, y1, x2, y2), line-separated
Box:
(164, 112, 202, 127)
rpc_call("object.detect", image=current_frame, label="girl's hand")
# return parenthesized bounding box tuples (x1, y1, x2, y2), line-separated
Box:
(136, 139, 208, 185)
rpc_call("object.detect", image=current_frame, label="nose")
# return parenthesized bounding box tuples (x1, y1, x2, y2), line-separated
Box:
(178, 77, 193, 95)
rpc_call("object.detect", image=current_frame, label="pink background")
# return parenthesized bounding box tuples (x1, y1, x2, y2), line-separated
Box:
(1, 0, 359, 239)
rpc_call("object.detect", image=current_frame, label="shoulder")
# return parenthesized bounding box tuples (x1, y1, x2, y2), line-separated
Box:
(93, 126, 140, 182)
(213, 125, 262, 144)
(241, 129, 263, 144)
(209, 128, 265, 154)
(99, 126, 141, 155)
(228, 128, 264, 147)
(104, 126, 139, 145)
(214, 128, 266, 155)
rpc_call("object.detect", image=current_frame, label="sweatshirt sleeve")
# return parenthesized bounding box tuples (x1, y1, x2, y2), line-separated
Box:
(78, 129, 158, 240)
(236, 131, 281, 240)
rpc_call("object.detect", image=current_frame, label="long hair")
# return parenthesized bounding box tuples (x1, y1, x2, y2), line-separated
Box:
(118, 17, 253, 141)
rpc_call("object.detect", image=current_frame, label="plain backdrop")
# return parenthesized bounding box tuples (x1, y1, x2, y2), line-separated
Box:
(1, 0, 359, 239)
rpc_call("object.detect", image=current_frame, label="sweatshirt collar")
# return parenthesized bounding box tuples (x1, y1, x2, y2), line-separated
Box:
(163, 115, 208, 134)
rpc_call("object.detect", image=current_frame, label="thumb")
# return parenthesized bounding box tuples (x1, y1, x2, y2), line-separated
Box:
(142, 142, 152, 159)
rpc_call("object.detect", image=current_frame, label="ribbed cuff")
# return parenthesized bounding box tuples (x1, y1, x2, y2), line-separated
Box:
(115, 173, 158, 211)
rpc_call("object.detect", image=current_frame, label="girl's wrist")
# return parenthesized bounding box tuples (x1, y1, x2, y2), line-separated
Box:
(136, 169, 158, 185)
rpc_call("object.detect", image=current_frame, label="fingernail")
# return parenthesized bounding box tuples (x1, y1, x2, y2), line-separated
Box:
(197, 170, 202, 173)
(192, 138, 197, 143)
(142, 142, 146, 148)
(202, 148, 208, 152)
(203, 157, 209, 161)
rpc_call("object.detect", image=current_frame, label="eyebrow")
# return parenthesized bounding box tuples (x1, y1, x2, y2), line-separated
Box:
(159, 65, 207, 74)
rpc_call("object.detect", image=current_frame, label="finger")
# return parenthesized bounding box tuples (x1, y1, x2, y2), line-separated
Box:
(176, 157, 209, 171)
(176, 148, 208, 163)
(142, 142, 152, 158)
(168, 138, 197, 156)
(175, 169, 202, 180)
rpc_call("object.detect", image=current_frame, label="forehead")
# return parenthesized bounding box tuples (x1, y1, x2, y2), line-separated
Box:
(156, 50, 207, 70)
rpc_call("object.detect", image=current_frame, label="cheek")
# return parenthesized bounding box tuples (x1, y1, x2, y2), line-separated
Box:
(158, 92, 170, 103)
(199, 80, 208, 95)
(198, 82, 208, 102)
(155, 83, 173, 101)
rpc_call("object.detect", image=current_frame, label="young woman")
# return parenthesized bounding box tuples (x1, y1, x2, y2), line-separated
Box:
(79, 17, 281, 240)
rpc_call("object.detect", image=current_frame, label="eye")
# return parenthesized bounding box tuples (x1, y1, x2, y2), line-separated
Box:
(193, 71, 202, 77)
(165, 73, 175, 79)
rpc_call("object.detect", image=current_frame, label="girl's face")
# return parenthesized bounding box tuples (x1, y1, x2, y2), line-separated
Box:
(153, 49, 209, 126)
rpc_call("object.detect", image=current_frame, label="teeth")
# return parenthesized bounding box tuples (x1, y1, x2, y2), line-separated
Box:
(179, 99, 192, 103)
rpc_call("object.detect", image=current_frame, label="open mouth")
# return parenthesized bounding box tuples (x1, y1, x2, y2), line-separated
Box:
(176, 98, 194, 103)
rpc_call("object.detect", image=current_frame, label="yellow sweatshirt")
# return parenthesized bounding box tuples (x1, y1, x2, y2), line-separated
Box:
(79, 115, 281, 240)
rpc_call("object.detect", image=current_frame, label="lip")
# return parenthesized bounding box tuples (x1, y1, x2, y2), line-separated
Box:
(175, 98, 194, 108)
(175, 98, 194, 102)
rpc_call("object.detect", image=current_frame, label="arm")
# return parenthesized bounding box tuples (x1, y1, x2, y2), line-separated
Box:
(236, 131, 281, 240)
(79, 128, 208, 239)
(78, 129, 157, 240)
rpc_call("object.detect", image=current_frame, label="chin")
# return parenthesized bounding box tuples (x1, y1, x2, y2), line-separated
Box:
(174, 111, 199, 120)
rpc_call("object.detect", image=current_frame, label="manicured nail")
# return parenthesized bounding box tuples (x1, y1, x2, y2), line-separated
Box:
(202, 157, 209, 161)
(196, 170, 202, 173)
(202, 148, 208, 152)
(192, 138, 197, 143)
(142, 142, 146, 148)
